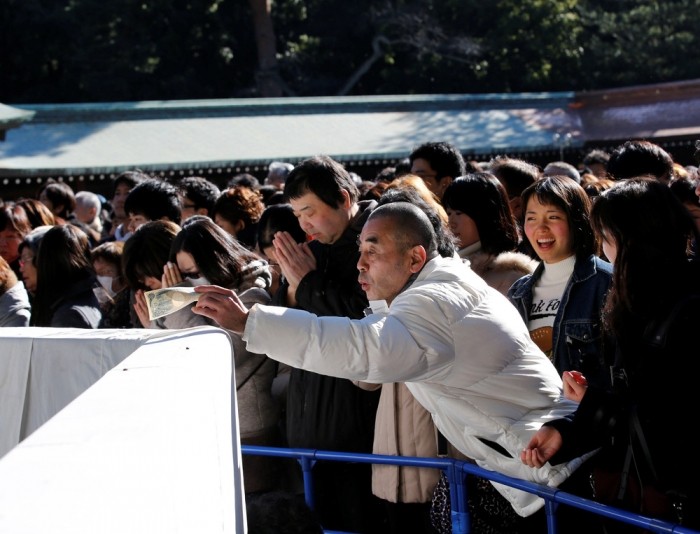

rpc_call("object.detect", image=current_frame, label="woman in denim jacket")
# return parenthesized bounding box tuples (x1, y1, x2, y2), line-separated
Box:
(521, 177, 700, 529)
(508, 175, 614, 390)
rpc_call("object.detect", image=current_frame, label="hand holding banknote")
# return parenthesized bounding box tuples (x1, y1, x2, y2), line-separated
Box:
(192, 285, 250, 334)
(144, 286, 202, 321)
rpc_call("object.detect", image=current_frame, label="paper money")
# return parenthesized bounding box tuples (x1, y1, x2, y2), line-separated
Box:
(144, 286, 201, 321)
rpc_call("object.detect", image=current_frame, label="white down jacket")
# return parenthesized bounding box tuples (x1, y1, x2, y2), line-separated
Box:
(243, 255, 587, 516)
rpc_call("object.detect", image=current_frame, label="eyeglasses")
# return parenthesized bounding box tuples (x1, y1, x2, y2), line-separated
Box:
(182, 203, 197, 209)
(19, 256, 34, 268)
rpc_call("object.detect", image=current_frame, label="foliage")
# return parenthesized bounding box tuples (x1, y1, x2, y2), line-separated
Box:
(1, 0, 698, 103)
(578, 0, 700, 88)
(0, 0, 257, 102)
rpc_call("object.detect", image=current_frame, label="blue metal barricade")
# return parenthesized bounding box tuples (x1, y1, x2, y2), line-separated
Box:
(241, 445, 699, 534)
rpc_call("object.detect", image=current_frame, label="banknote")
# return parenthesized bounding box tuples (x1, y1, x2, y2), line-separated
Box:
(144, 286, 201, 321)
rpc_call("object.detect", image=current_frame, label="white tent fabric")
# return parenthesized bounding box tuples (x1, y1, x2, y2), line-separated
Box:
(0, 326, 244, 533)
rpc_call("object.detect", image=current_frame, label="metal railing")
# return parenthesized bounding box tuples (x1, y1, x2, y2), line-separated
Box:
(241, 445, 699, 534)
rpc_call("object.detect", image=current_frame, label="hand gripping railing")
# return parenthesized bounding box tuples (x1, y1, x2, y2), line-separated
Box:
(241, 445, 699, 534)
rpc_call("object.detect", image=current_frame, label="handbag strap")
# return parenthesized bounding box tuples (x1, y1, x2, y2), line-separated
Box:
(616, 440, 634, 502)
(627, 407, 689, 524)
(628, 407, 658, 484)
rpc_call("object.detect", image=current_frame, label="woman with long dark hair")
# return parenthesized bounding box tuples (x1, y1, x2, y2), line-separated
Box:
(164, 217, 279, 494)
(442, 173, 538, 295)
(508, 175, 614, 390)
(521, 177, 700, 529)
(167, 215, 271, 292)
(30, 224, 101, 327)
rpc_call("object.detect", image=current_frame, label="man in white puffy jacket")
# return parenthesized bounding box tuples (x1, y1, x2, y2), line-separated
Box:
(193, 201, 589, 519)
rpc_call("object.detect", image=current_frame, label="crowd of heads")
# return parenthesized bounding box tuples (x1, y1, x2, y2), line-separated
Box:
(0, 137, 698, 332)
(1, 136, 699, 532)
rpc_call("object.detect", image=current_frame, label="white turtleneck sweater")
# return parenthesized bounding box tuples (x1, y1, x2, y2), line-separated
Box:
(527, 255, 575, 357)
(528, 255, 575, 330)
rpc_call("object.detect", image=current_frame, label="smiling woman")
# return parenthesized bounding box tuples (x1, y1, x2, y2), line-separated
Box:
(508, 176, 615, 391)
(521, 177, 700, 529)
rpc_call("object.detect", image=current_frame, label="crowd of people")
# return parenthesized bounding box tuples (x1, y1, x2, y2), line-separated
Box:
(1, 138, 699, 533)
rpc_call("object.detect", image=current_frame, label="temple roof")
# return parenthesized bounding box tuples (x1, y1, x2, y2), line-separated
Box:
(0, 79, 698, 197)
(0, 104, 35, 142)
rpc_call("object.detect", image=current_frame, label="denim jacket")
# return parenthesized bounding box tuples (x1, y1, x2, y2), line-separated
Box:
(507, 254, 614, 389)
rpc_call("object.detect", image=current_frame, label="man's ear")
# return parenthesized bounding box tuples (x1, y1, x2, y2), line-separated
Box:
(409, 245, 428, 273)
(340, 188, 352, 210)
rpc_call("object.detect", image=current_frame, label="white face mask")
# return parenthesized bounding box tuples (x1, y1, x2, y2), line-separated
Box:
(186, 275, 210, 287)
(96, 275, 116, 297)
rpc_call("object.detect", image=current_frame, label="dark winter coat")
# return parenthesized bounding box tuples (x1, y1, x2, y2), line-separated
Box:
(279, 200, 380, 451)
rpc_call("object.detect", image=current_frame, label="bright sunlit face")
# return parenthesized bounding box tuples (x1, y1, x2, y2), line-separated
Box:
(357, 216, 420, 304)
(446, 208, 479, 249)
(73, 203, 94, 225)
(523, 196, 574, 264)
(289, 191, 352, 245)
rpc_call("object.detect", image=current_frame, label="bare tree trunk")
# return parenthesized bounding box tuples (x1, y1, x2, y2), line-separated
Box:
(248, 0, 284, 97)
(338, 36, 392, 96)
